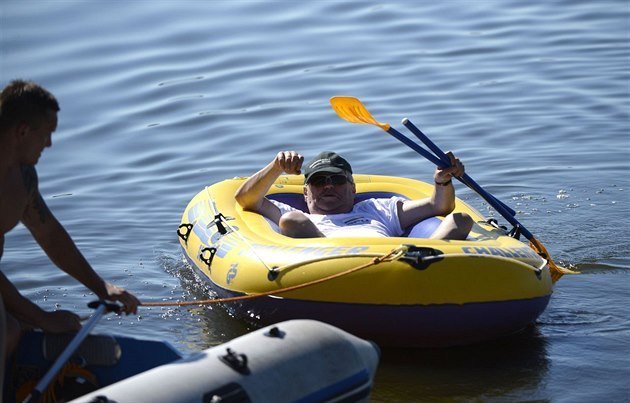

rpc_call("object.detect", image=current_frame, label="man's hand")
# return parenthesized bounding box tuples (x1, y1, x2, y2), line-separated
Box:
(103, 282, 140, 315)
(434, 151, 465, 184)
(274, 151, 304, 175)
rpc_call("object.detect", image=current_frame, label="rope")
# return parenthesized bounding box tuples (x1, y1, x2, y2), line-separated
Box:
(141, 246, 407, 307)
(16, 362, 97, 403)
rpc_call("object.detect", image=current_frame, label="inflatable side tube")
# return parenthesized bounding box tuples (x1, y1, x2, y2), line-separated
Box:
(71, 320, 380, 403)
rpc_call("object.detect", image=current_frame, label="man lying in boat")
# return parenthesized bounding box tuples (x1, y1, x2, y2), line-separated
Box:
(235, 150, 474, 240)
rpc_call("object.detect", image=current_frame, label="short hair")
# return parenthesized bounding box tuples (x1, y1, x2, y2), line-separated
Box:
(0, 80, 60, 132)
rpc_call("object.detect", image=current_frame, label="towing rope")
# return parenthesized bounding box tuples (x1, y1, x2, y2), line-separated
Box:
(141, 246, 407, 307)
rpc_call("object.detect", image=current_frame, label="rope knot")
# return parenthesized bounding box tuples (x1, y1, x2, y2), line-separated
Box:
(373, 246, 408, 264)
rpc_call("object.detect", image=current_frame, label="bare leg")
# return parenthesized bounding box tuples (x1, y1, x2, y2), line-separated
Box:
(430, 212, 474, 240)
(279, 211, 324, 238)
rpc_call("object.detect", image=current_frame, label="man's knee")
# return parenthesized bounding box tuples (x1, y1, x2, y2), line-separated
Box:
(451, 212, 474, 233)
(279, 211, 322, 238)
(432, 212, 474, 240)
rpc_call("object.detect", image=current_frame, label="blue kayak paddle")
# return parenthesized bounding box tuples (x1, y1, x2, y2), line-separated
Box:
(401, 118, 516, 217)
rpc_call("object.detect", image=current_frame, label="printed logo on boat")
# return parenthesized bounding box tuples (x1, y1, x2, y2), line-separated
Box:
(226, 264, 238, 285)
(461, 246, 540, 260)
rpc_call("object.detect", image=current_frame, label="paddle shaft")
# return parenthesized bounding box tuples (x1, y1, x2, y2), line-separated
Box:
(24, 303, 107, 403)
(383, 125, 533, 240)
(382, 125, 511, 214)
(402, 119, 516, 217)
(385, 126, 446, 167)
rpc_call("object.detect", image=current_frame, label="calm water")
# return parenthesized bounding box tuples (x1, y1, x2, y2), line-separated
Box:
(2, 1, 629, 401)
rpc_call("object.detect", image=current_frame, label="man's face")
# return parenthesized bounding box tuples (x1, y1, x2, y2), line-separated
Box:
(17, 110, 57, 165)
(304, 172, 356, 214)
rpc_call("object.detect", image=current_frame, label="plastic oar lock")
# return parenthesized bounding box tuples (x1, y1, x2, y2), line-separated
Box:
(329, 96, 577, 283)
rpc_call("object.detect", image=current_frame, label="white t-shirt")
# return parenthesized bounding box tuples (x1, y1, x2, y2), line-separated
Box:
(270, 196, 405, 238)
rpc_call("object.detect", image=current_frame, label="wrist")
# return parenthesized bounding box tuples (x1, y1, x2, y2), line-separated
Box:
(269, 161, 286, 176)
(435, 179, 452, 186)
(91, 278, 110, 300)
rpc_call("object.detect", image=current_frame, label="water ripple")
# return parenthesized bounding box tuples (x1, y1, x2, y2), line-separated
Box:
(3, 1, 629, 399)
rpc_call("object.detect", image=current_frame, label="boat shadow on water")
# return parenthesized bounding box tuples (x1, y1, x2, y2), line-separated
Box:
(372, 325, 549, 401)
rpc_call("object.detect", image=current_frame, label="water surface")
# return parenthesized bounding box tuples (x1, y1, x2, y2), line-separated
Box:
(2, 1, 629, 401)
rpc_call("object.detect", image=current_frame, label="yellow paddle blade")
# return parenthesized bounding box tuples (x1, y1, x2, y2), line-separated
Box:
(330, 96, 391, 131)
(529, 237, 579, 283)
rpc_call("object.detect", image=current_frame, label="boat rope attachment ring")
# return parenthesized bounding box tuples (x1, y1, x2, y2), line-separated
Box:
(177, 223, 193, 243)
(200, 247, 218, 268)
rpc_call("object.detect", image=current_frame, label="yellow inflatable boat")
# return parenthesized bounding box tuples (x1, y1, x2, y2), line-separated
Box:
(178, 174, 552, 347)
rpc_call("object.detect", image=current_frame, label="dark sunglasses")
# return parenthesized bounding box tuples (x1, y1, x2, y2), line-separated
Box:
(307, 174, 351, 187)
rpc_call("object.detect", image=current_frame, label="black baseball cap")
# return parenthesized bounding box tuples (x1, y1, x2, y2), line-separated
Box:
(303, 151, 353, 184)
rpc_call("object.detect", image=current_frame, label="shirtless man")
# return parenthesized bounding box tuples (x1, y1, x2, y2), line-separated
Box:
(0, 80, 140, 358)
(235, 150, 474, 239)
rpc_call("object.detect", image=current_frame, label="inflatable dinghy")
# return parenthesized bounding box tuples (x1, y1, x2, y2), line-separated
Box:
(7, 320, 378, 403)
(178, 174, 552, 347)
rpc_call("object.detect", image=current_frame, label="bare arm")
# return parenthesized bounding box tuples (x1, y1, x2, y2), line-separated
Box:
(235, 151, 304, 224)
(0, 266, 81, 332)
(1, 234, 80, 332)
(20, 166, 139, 313)
(398, 152, 464, 230)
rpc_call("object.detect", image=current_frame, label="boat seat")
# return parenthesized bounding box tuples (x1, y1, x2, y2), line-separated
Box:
(266, 192, 442, 238)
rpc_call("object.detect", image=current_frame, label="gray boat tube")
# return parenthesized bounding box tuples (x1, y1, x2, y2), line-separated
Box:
(71, 319, 380, 403)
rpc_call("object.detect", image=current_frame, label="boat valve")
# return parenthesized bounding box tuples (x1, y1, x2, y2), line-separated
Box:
(264, 326, 286, 339)
(267, 266, 280, 281)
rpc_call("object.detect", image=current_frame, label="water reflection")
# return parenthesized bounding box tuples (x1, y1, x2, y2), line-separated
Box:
(372, 326, 549, 401)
